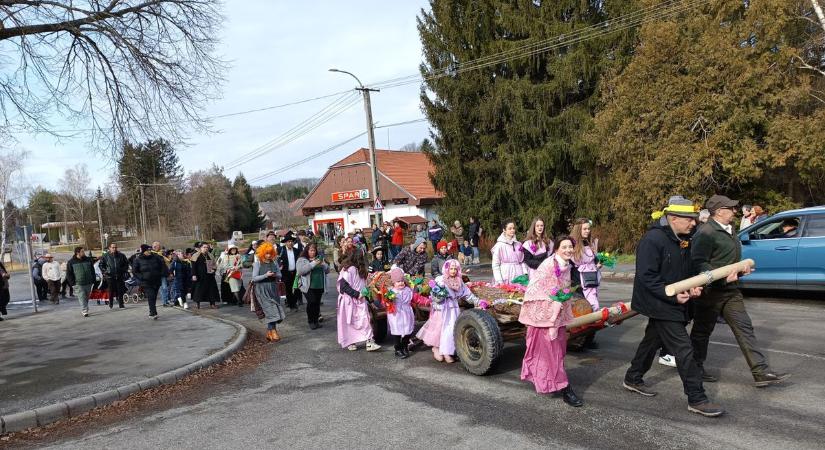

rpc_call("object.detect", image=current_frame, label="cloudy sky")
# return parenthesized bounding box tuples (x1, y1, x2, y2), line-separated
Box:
(14, 0, 432, 193)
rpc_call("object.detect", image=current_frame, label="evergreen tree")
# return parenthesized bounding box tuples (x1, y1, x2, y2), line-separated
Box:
(590, 0, 825, 248)
(418, 0, 638, 235)
(231, 174, 265, 232)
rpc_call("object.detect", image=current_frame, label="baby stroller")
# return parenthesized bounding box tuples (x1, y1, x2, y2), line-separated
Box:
(123, 277, 145, 304)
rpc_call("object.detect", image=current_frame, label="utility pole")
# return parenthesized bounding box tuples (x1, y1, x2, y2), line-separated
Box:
(329, 68, 383, 226)
(139, 184, 147, 244)
(96, 189, 105, 250)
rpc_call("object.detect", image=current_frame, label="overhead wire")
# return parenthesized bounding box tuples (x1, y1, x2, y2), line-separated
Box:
(225, 91, 363, 169)
(247, 117, 430, 183)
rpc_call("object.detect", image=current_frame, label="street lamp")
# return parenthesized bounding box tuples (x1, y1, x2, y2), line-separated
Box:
(329, 68, 382, 226)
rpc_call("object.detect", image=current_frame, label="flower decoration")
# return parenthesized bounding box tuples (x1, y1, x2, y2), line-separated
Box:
(548, 286, 577, 303)
(596, 251, 617, 268)
(429, 280, 449, 304)
(477, 300, 490, 310)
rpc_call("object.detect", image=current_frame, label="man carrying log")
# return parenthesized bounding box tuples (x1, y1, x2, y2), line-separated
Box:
(623, 196, 725, 418)
(689, 194, 789, 387)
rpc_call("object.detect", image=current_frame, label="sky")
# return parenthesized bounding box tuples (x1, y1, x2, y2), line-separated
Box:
(13, 0, 432, 194)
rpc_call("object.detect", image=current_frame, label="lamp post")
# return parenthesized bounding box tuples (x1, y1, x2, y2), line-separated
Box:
(329, 68, 382, 226)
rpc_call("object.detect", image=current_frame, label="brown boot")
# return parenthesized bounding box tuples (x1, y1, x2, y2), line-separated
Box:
(270, 329, 281, 342)
(265, 329, 275, 342)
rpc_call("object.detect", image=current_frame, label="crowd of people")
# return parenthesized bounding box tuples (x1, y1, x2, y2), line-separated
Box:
(5, 197, 788, 418)
(328, 194, 789, 417)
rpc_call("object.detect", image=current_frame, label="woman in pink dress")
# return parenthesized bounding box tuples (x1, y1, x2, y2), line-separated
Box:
(522, 217, 553, 280)
(491, 219, 528, 284)
(518, 235, 583, 407)
(570, 218, 601, 311)
(417, 259, 479, 363)
(336, 250, 381, 352)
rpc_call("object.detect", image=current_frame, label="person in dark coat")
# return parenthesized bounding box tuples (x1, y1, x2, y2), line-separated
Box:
(622, 195, 724, 418)
(279, 232, 302, 311)
(170, 249, 193, 309)
(99, 242, 130, 309)
(393, 237, 428, 276)
(368, 246, 391, 274)
(191, 242, 219, 309)
(0, 260, 10, 321)
(132, 244, 169, 318)
(66, 247, 96, 317)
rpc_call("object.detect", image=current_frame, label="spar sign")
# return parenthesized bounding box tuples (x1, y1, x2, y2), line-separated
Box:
(331, 189, 369, 203)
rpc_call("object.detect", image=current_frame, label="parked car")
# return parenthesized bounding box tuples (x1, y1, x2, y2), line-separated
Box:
(738, 206, 825, 291)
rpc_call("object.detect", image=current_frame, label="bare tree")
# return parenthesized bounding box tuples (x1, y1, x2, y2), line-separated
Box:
(0, 148, 28, 253)
(59, 163, 94, 244)
(0, 1, 226, 154)
(188, 165, 231, 239)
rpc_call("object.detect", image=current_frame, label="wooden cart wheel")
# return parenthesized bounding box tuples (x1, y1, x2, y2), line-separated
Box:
(454, 309, 503, 376)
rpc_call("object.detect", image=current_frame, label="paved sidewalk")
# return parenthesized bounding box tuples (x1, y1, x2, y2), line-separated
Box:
(0, 302, 239, 418)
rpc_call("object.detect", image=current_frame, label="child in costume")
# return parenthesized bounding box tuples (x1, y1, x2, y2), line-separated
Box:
(416, 259, 479, 363)
(337, 250, 381, 352)
(387, 267, 415, 359)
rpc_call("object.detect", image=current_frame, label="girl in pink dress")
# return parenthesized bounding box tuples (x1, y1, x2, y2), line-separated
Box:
(518, 236, 583, 407)
(491, 219, 528, 284)
(570, 218, 601, 311)
(522, 217, 553, 280)
(417, 259, 479, 363)
(337, 251, 381, 352)
(387, 267, 415, 359)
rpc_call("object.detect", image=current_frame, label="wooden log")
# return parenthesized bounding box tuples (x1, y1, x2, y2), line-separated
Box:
(664, 259, 755, 296)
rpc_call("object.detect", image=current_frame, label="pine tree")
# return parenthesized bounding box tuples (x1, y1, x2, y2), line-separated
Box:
(418, 0, 638, 235)
(231, 174, 265, 232)
(590, 0, 825, 248)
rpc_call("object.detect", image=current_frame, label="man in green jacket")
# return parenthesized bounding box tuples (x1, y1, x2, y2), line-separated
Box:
(690, 194, 789, 387)
(66, 246, 96, 317)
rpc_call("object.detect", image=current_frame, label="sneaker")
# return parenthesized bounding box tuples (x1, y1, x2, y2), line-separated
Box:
(309, 322, 318, 330)
(366, 340, 381, 352)
(347, 344, 358, 351)
(658, 354, 677, 367)
(82, 312, 89, 317)
(754, 372, 790, 387)
(394, 350, 407, 359)
(183, 303, 189, 310)
(177, 297, 184, 307)
(688, 402, 725, 417)
(622, 380, 657, 397)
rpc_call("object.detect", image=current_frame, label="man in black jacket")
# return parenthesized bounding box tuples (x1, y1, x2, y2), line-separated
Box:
(132, 244, 168, 319)
(99, 242, 130, 309)
(623, 196, 724, 418)
(690, 194, 788, 387)
(279, 232, 301, 311)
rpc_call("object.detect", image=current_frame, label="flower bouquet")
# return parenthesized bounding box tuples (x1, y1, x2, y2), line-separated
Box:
(382, 288, 397, 314)
(428, 279, 449, 305)
(549, 286, 576, 303)
(596, 251, 617, 269)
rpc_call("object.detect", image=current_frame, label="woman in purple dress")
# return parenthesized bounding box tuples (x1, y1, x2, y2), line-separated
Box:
(336, 250, 381, 352)
(570, 218, 601, 311)
(522, 217, 553, 280)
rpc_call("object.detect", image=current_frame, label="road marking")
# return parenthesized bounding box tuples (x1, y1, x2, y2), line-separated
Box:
(711, 340, 825, 361)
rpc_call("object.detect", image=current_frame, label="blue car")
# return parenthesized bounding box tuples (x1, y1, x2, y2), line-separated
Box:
(738, 206, 825, 291)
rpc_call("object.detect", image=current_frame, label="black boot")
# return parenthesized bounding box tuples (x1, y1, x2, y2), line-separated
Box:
(234, 292, 244, 307)
(561, 386, 583, 407)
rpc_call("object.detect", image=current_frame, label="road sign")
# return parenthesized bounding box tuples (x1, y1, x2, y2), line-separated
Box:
(373, 198, 383, 211)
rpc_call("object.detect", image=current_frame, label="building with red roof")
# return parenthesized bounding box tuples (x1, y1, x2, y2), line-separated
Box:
(300, 148, 443, 239)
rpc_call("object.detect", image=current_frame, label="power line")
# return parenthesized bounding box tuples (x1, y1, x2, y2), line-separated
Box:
(247, 117, 430, 184)
(225, 92, 362, 169)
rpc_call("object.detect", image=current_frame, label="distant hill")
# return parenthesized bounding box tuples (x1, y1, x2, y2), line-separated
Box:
(252, 178, 318, 202)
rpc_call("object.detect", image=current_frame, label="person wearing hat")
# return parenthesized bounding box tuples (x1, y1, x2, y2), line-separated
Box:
(690, 194, 789, 388)
(191, 242, 219, 309)
(430, 240, 453, 277)
(622, 196, 725, 418)
(221, 244, 245, 306)
(392, 237, 428, 276)
(41, 254, 63, 305)
(368, 246, 390, 274)
(132, 244, 169, 319)
(66, 247, 96, 317)
(278, 231, 302, 312)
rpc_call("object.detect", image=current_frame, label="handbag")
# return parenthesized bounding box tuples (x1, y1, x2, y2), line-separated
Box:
(581, 270, 600, 288)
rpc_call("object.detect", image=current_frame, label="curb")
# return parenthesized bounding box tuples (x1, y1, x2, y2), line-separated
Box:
(0, 313, 247, 435)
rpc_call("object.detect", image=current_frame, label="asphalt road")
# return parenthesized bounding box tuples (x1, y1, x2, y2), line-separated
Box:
(18, 274, 820, 450)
